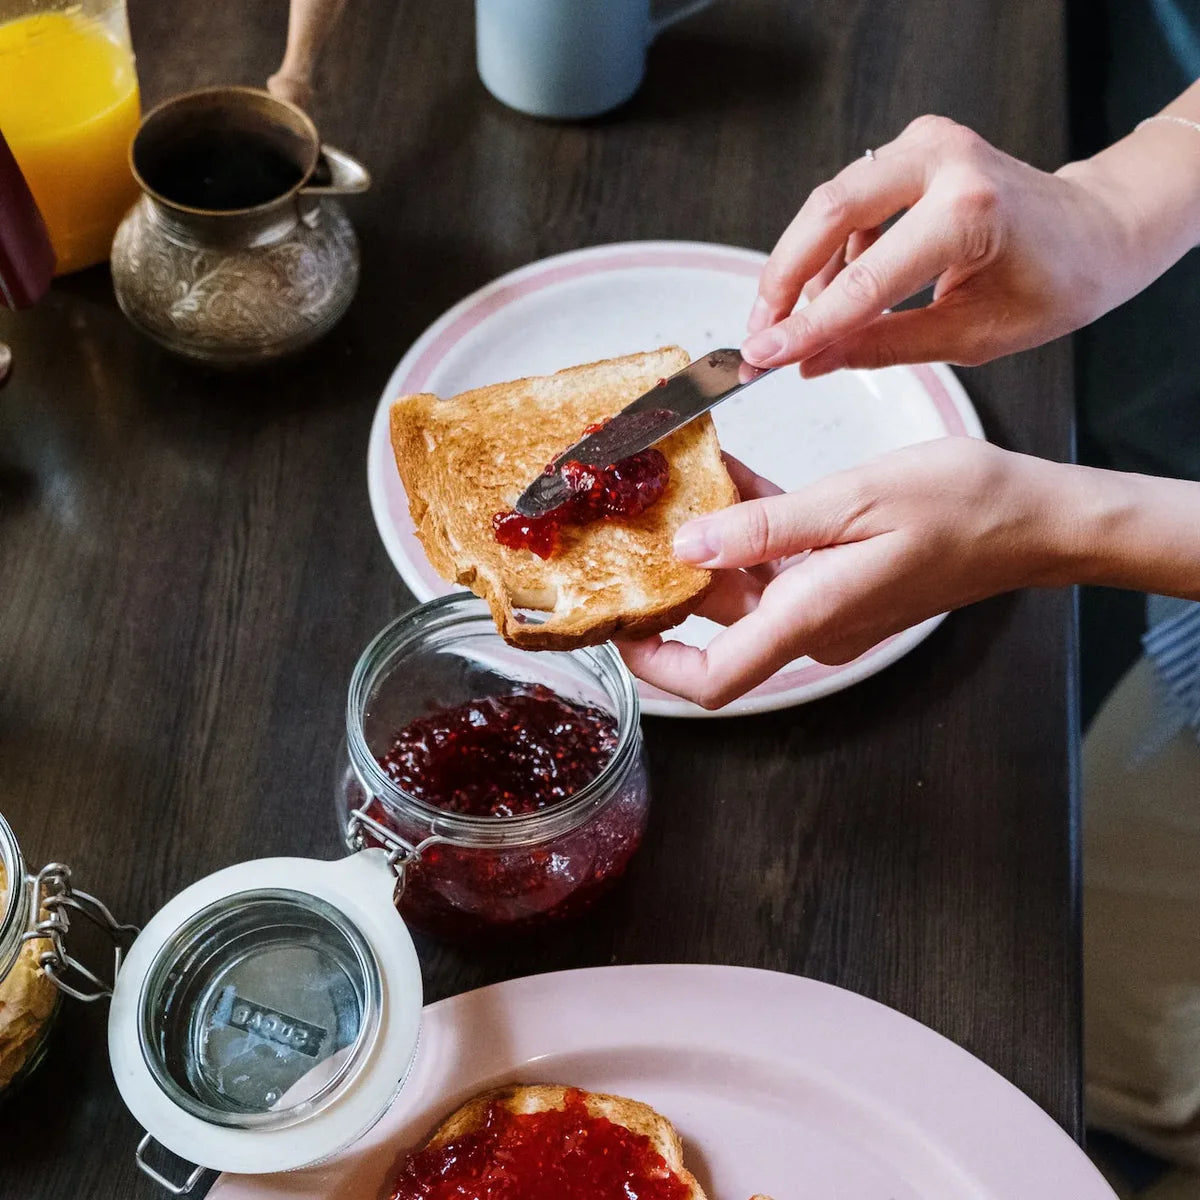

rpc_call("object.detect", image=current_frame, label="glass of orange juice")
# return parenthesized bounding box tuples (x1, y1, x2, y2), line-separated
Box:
(0, 0, 141, 275)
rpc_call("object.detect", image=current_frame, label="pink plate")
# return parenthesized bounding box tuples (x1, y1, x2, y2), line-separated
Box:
(211, 964, 1114, 1200)
(367, 241, 986, 719)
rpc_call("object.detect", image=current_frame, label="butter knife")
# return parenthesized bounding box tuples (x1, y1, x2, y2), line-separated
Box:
(513, 349, 773, 518)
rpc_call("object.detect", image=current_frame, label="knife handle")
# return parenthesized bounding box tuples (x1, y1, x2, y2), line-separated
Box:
(267, 0, 349, 111)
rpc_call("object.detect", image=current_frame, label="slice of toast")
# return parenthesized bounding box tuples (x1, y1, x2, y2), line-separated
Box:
(390, 348, 738, 650)
(395, 1084, 708, 1200)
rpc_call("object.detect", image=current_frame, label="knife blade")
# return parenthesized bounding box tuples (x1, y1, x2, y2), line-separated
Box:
(513, 348, 772, 517)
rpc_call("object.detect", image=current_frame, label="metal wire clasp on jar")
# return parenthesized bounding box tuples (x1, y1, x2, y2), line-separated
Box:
(336, 595, 652, 941)
(0, 812, 137, 1100)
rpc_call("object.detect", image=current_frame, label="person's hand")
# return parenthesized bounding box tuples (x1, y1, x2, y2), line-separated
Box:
(266, 70, 313, 111)
(267, 0, 349, 112)
(740, 114, 1158, 375)
(618, 441, 1076, 709)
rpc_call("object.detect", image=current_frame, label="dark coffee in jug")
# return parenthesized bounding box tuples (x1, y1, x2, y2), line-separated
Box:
(142, 129, 304, 211)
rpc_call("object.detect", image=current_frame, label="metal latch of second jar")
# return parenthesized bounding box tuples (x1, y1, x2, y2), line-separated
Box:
(106, 849, 423, 1192)
(24, 862, 139, 1003)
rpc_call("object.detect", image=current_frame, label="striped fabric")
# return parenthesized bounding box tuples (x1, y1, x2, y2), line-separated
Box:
(1139, 597, 1200, 760)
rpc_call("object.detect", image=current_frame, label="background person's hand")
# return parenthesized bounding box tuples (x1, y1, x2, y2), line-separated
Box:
(739, 114, 1180, 375)
(618, 440, 1075, 709)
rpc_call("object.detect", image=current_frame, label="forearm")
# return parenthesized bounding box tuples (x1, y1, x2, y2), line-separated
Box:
(1060, 79, 1200, 289)
(1039, 461, 1200, 600)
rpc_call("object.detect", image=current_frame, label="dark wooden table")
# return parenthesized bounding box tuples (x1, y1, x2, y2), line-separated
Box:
(0, 1, 1077, 1195)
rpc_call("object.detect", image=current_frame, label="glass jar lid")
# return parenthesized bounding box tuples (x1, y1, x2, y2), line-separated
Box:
(138, 887, 381, 1128)
(109, 850, 421, 1177)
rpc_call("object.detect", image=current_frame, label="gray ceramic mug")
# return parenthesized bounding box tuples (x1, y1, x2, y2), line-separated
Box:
(476, 0, 716, 120)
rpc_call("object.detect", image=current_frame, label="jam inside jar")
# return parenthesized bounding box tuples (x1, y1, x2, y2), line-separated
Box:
(337, 596, 650, 942)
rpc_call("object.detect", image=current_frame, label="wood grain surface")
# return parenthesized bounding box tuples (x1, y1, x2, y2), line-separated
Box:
(0, 1, 1077, 1195)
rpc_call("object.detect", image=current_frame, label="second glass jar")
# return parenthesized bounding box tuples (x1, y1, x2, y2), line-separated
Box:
(0, 812, 59, 1099)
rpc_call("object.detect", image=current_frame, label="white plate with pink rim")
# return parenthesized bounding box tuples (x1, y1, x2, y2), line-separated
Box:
(210, 963, 1115, 1200)
(367, 241, 985, 719)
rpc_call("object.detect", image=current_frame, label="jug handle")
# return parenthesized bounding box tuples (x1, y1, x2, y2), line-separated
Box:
(302, 145, 371, 195)
(268, 0, 348, 111)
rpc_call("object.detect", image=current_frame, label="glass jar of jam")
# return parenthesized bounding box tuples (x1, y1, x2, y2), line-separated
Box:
(335, 595, 651, 941)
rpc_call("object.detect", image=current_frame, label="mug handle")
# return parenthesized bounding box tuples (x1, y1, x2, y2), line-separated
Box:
(301, 144, 371, 195)
(650, 0, 716, 37)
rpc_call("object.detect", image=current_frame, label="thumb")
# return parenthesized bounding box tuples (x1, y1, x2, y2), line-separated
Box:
(674, 486, 860, 569)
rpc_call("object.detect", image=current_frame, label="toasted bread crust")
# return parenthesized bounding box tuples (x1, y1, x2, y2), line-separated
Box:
(416, 1084, 707, 1200)
(390, 349, 737, 650)
(496, 580, 716, 652)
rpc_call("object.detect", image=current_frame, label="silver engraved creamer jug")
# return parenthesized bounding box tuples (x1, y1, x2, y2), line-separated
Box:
(111, 86, 369, 367)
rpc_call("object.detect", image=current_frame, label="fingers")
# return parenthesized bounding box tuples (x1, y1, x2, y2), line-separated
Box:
(691, 569, 764, 625)
(803, 228, 881, 303)
(674, 479, 868, 570)
(617, 600, 808, 710)
(622, 535, 929, 708)
(745, 113, 1005, 368)
(802, 244, 845, 303)
(798, 294, 994, 374)
(845, 227, 879, 264)
(709, 458, 788, 585)
(742, 196, 979, 369)
(720, 453, 785, 502)
(747, 151, 927, 338)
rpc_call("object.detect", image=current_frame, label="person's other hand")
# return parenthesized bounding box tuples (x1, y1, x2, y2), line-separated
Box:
(741, 115, 1149, 374)
(618, 441, 1073, 709)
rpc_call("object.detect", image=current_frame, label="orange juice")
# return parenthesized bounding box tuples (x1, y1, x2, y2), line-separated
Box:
(0, 8, 141, 274)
